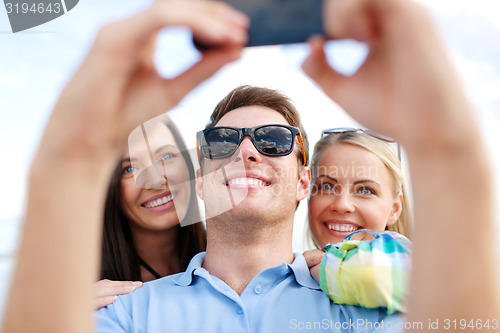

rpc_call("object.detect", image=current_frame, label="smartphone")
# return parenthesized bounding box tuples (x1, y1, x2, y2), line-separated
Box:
(195, 0, 325, 48)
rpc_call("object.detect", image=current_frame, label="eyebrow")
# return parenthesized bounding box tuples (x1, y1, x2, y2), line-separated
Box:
(353, 179, 380, 186)
(121, 144, 179, 165)
(153, 144, 179, 155)
(121, 157, 135, 164)
(316, 175, 380, 186)
(316, 175, 338, 182)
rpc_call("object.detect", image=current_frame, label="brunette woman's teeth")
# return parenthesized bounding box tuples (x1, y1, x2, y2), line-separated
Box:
(144, 194, 174, 208)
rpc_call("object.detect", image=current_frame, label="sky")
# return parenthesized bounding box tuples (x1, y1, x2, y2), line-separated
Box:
(1, 0, 500, 319)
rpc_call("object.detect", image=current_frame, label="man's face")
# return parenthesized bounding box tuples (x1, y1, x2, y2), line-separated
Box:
(196, 106, 311, 224)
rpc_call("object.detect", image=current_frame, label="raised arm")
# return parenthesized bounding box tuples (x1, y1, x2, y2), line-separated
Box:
(2, 1, 247, 332)
(302, 0, 499, 328)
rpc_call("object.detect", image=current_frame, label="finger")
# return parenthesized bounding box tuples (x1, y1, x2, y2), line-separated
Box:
(301, 36, 346, 99)
(94, 280, 143, 298)
(322, 0, 379, 42)
(101, 0, 248, 61)
(186, 1, 249, 47)
(310, 264, 321, 283)
(95, 279, 143, 289)
(139, 32, 159, 70)
(94, 295, 118, 310)
(303, 249, 325, 268)
(161, 46, 243, 107)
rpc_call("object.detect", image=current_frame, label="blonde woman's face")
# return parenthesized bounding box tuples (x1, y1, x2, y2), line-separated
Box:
(308, 143, 402, 246)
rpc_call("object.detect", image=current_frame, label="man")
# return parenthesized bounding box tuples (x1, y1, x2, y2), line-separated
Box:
(4, 0, 498, 332)
(96, 85, 403, 332)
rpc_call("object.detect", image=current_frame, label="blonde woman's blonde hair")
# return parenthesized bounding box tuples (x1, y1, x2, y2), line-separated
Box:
(307, 131, 413, 249)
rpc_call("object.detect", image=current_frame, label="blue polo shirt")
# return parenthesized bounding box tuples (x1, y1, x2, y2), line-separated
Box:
(97, 252, 404, 332)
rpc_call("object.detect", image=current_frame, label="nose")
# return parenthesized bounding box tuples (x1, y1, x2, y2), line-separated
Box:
(135, 162, 167, 190)
(329, 188, 355, 214)
(234, 135, 263, 164)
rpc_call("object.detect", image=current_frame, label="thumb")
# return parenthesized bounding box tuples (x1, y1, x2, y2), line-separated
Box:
(162, 46, 243, 107)
(301, 36, 346, 100)
(303, 249, 325, 269)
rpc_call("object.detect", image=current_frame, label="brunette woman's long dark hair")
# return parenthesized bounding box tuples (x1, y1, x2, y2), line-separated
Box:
(100, 118, 206, 281)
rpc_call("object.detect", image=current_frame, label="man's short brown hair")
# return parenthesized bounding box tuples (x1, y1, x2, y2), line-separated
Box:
(205, 85, 309, 167)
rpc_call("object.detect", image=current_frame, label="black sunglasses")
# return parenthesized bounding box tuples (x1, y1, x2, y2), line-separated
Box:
(197, 124, 306, 165)
(321, 127, 401, 160)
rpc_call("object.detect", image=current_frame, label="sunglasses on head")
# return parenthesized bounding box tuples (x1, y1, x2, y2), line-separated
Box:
(197, 124, 306, 166)
(321, 127, 401, 160)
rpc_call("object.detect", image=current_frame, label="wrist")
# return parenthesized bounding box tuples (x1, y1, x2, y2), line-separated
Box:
(30, 150, 117, 191)
(408, 139, 492, 226)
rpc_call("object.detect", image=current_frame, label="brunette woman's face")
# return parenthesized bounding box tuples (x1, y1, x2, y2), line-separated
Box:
(308, 143, 402, 247)
(120, 122, 191, 233)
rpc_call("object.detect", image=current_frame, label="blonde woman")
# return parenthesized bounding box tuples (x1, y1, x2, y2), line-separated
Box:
(305, 128, 413, 314)
(308, 128, 412, 248)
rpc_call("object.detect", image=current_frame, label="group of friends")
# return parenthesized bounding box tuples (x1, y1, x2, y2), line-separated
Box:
(3, 0, 499, 332)
(96, 85, 411, 313)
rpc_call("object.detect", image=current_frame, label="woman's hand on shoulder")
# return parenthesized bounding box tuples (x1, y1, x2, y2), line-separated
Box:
(303, 249, 324, 284)
(94, 279, 143, 310)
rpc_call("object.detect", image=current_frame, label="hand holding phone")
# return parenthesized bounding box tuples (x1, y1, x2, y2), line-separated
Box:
(195, 0, 325, 48)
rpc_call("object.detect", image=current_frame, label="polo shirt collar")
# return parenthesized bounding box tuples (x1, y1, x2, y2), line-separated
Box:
(174, 252, 206, 286)
(173, 251, 320, 291)
(289, 252, 321, 290)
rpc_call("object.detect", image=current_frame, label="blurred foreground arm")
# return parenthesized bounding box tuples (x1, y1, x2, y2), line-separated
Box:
(303, 0, 499, 328)
(2, 1, 247, 332)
